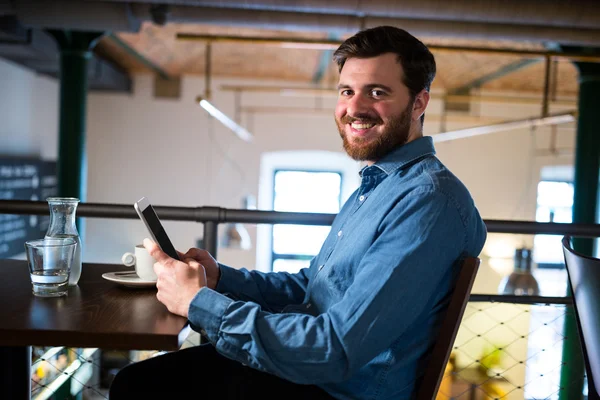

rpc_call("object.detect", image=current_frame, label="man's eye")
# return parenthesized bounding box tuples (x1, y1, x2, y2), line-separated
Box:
(371, 89, 385, 97)
(340, 90, 352, 96)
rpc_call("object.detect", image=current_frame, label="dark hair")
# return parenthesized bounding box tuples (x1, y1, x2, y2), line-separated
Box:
(333, 26, 436, 124)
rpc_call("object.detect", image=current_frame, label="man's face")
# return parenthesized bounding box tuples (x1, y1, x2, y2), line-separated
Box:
(335, 53, 420, 164)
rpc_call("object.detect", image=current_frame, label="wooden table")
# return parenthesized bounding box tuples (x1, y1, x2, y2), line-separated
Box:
(0, 259, 189, 400)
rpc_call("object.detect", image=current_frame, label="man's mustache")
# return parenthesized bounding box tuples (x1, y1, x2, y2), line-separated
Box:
(340, 114, 383, 125)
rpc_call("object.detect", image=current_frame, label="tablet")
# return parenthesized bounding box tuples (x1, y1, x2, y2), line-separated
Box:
(134, 197, 181, 260)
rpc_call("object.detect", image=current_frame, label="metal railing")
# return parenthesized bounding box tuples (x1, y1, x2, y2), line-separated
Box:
(2, 199, 600, 259)
(2, 199, 599, 399)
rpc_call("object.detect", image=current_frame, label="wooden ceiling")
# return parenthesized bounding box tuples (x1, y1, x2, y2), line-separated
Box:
(95, 22, 580, 97)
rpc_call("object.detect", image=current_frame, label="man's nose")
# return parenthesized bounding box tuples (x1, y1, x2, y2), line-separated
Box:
(346, 94, 370, 117)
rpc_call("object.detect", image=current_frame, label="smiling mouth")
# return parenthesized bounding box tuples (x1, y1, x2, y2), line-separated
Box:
(350, 122, 376, 130)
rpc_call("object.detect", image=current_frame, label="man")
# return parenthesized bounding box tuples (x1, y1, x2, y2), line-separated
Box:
(110, 26, 487, 399)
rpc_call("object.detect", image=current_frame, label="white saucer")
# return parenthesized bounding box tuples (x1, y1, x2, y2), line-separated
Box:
(102, 272, 157, 288)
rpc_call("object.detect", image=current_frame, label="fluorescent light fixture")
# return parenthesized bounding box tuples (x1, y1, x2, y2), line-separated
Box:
(197, 96, 253, 142)
(433, 112, 576, 143)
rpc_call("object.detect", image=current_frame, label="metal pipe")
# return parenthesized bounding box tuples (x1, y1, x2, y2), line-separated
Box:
(15, 1, 600, 47)
(2, 200, 600, 237)
(220, 85, 578, 107)
(468, 294, 572, 305)
(99, 0, 600, 31)
(203, 221, 218, 257)
(177, 33, 600, 63)
(541, 55, 552, 118)
(204, 41, 211, 100)
(84, 0, 600, 31)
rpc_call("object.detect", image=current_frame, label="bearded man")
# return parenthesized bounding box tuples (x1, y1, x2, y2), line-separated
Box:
(110, 26, 487, 400)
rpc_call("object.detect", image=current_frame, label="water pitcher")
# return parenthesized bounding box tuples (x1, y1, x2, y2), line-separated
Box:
(45, 197, 82, 286)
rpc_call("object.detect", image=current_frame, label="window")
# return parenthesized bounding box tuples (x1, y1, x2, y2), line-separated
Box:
(525, 180, 573, 399)
(533, 180, 574, 269)
(256, 150, 361, 273)
(271, 170, 342, 273)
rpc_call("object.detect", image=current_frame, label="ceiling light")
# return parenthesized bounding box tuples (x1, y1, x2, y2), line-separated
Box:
(196, 96, 253, 142)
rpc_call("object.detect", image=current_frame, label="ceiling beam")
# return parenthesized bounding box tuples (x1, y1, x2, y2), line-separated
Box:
(106, 33, 171, 80)
(449, 58, 541, 95)
(312, 33, 338, 84)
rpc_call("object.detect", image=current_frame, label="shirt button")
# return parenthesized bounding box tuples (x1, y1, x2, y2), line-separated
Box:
(359, 195, 365, 202)
(200, 329, 207, 336)
(318, 265, 324, 271)
(337, 230, 342, 237)
(306, 303, 312, 309)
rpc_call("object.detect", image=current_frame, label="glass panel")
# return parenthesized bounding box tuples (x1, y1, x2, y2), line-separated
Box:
(273, 171, 341, 213)
(533, 268, 568, 297)
(527, 180, 573, 398)
(536, 181, 573, 208)
(533, 234, 567, 264)
(273, 225, 331, 255)
(533, 181, 573, 264)
(273, 259, 311, 274)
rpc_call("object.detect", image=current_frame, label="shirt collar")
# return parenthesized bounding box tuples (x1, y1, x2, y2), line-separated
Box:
(359, 136, 436, 177)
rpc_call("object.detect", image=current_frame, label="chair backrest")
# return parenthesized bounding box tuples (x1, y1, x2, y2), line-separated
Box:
(416, 256, 480, 400)
(562, 236, 600, 399)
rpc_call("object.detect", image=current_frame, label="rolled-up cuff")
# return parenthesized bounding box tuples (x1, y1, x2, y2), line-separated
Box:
(188, 287, 233, 344)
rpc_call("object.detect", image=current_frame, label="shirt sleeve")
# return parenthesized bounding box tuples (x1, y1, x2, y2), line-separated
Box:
(188, 188, 467, 384)
(214, 260, 312, 312)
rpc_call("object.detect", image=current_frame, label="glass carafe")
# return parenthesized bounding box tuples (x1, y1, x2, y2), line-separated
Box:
(45, 197, 82, 286)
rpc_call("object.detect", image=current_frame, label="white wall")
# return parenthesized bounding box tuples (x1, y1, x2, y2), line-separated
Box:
(85, 74, 577, 272)
(85, 75, 357, 267)
(0, 58, 59, 158)
(0, 58, 577, 280)
(0, 58, 59, 260)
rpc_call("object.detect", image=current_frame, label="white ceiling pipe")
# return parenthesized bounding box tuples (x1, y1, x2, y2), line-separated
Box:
(432, 112, 576, 143)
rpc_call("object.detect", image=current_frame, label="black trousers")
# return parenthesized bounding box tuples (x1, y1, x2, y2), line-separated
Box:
(109, 343, 336, 399)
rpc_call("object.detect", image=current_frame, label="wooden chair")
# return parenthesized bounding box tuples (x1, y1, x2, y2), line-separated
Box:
(416, 256, 480, 400)
(562, 236, 600, 400)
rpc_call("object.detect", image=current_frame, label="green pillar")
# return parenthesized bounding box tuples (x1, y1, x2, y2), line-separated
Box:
(48, 31, 103, 200)
(558, 62, 600, 400)
(48, 31, 104, 235)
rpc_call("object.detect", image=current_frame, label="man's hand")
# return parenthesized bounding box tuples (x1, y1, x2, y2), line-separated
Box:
(144, 238, 207, 318)
(177, 247, 221, 290)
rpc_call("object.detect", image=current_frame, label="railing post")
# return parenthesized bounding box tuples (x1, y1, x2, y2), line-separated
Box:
(203, 221, 218, 258)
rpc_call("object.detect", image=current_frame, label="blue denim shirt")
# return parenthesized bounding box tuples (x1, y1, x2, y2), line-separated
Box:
(188, 136, 487, 399)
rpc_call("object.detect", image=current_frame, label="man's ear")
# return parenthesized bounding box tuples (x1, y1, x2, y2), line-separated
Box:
(412, 89, 430, 122)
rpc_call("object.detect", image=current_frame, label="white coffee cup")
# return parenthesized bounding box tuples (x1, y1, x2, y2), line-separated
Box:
(121, 244, 157, 281)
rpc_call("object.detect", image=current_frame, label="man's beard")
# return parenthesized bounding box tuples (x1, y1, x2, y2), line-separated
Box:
(336, 103, 414, 162)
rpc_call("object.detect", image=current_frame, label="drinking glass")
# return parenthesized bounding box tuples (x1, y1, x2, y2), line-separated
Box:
(25, 238, 77, 297)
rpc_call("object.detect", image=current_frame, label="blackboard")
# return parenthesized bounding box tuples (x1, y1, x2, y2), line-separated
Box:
(0, 157, 57, 257)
